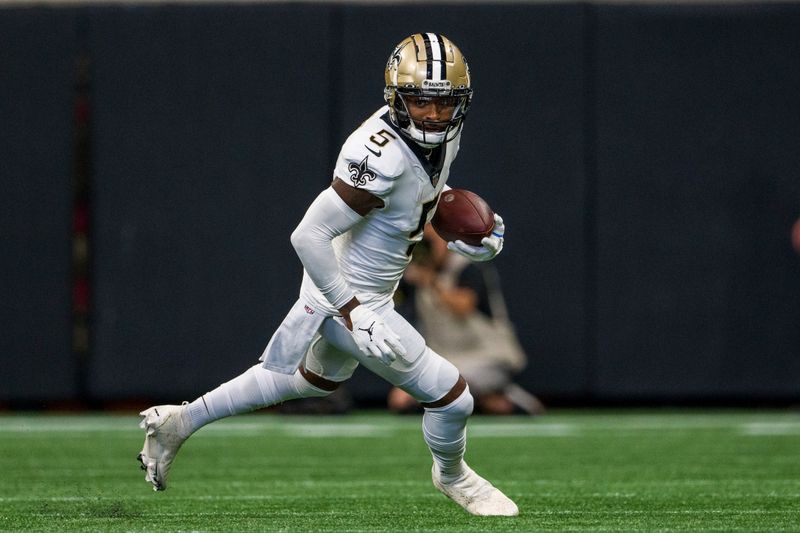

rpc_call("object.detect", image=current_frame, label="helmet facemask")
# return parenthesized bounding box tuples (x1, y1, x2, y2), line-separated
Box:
(389, 89, 471, 148)
(384, 33, 473, 148)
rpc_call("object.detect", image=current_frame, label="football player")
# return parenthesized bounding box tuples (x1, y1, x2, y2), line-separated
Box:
(137, 32, 515, 516)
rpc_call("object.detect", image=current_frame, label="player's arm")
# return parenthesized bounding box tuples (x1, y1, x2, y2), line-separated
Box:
(290, 186, 362, 314)
(328, 176, 384, 326)
(290, 181, 406, 363)
(331, 177, 383, 216)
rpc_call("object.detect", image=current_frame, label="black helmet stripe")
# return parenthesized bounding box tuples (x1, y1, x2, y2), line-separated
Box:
(421, 33, 447, 82)
(434, 34, 447, 80)
(421, 33, 434, 80)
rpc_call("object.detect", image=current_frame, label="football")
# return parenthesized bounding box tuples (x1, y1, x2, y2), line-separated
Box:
(431, 189, 495, 246)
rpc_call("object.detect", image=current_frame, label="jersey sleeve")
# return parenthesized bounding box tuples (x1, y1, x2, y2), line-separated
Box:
(334, 124, 405, 200)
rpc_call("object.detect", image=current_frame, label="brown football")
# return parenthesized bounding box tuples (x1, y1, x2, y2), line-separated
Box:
(431, 189, 495, 246)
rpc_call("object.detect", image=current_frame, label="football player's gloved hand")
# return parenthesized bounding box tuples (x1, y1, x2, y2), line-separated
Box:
(447, 213, 505, 262)
(347, 305, 407, 365)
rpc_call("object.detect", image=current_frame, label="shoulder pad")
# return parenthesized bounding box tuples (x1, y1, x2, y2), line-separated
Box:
(338, 121, 405, 180)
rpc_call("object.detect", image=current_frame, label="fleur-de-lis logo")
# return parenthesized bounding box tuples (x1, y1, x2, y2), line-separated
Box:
(348, 156, 376, 187)
(386, 43, 403, 71)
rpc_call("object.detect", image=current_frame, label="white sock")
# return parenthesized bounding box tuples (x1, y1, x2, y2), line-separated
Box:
(184, 364, 328, 433)
(422, 387, 474, 480)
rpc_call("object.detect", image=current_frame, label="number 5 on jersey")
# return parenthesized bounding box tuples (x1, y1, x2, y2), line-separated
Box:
(365, 129, 396, 157)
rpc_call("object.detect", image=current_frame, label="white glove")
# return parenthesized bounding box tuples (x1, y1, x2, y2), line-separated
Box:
(347, 305, 407, 365)
(447, 213, 505, 262)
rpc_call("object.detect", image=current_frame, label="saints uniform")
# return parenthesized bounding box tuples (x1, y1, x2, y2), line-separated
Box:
(302, 105, 459, 315)
(260, 105, 460, 384)
(137, 32, 517, 517)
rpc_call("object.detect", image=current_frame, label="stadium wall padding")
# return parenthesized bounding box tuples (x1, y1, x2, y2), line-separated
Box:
(86, 4, 335, 398)
(0, 8, 77, 401)
(1, 2, 798, 404)
(592, 3, 800, 399)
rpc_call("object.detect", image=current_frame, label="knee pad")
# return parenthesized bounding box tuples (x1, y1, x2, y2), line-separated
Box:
(402, 348, 461, 404)
(304, 335, 359, 382)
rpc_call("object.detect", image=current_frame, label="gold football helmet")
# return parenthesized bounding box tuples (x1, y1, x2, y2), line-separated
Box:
(384, 33, 472, 147)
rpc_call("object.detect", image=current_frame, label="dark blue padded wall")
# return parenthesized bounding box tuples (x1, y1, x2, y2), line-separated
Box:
(0, 9, 77, 401)
(336, 4, 589, 397)
(87, 5, 335, 399)
(593, 4, 800, 398)
(3, 3, 799, 405)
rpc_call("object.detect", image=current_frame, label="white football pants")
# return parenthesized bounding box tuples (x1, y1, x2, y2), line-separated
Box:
(184, 305, 470, 478)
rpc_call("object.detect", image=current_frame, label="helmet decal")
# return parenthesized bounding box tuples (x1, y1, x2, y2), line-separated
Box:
(386, 43, 403, 85)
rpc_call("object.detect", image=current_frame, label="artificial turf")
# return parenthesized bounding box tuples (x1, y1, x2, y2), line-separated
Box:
(1, 410, 798, 532)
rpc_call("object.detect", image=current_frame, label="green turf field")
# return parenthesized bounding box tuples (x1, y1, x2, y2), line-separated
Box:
(1, 410, 799, 532)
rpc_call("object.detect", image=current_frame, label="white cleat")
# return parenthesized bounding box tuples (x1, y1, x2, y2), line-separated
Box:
(137, 404, 191, 491)
(432, 462, 519, 516)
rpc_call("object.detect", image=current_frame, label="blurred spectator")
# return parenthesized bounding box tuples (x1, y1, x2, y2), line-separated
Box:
(390, 226, 544, 415)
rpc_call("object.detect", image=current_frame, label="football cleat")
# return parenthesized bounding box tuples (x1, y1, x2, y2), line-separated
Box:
(137, 404, 191, 491)
(432, 462, 519, 516)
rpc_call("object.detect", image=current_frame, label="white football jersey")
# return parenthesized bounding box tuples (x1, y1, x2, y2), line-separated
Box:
(300, 105, 460, 314)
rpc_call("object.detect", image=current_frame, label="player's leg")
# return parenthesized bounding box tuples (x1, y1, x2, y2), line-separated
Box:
(422, 371, 517, 516)
(138, 330, 359, 491)
(183, 362, 336, 430)
(182, 329, 360, 432)
(137, 359, 334, 491)
(318, 308, 518, 516)
(319, 312, 469, 473)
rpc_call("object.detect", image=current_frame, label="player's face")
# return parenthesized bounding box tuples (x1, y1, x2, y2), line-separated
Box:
(404, 95, 458, 132)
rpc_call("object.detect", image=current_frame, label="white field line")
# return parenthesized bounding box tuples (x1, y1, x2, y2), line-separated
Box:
(2, 416, 800, 436)
(0, 419, 573, 437)
(739, 422, 800, 435)
(469, 423, 576, 437)
(281, 423, 391, 437)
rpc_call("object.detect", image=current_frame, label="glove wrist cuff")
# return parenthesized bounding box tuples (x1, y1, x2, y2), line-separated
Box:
(349, 305, 369, 323)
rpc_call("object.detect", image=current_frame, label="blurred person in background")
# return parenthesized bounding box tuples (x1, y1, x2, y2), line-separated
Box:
(390, 226, 544, 415)
(135, 33, 518, 516)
